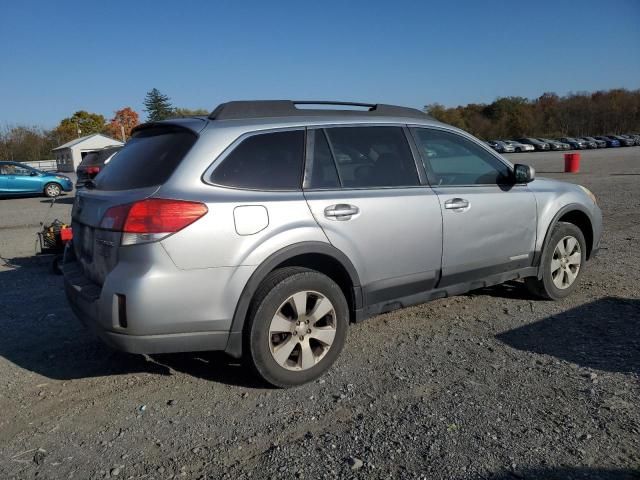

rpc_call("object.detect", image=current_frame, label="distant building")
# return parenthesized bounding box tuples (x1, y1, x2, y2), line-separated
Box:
(52, 134, 124, 172)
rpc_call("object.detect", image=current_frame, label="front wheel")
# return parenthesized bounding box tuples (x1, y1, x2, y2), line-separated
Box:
(245, 267, 348, 388)
(525, 222, 586, 300)
(44, 182, 61, 198)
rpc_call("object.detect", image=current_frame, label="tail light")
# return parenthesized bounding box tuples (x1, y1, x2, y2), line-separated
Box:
(100, 198, 208, 245)
(86, 166, 101, 175)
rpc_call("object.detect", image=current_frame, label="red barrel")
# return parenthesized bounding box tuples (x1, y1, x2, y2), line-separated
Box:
(564, 153, 580, 173)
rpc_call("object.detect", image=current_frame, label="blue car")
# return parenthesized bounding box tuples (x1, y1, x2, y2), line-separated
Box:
(0, 161, 73, 197)
(594, 136, 621, 148)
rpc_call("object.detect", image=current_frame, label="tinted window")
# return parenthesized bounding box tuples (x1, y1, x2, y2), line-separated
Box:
(212, 130, 304, 190)
(322, 126, 419, 188)
(307, 130, 340, 189)
(79, 147, 121, 167)
(412, 128, 511, 186)
(95, 127, 197, 191)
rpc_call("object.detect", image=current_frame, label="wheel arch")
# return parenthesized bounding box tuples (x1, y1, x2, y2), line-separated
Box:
(224, 242, 362, 358)
(535, 203, 595, 274)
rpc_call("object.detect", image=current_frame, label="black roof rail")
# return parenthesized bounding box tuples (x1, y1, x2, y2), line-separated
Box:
(208, 100, 431, 120)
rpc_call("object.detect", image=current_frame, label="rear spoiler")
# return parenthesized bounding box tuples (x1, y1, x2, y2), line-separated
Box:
(131, 117, 208, 136)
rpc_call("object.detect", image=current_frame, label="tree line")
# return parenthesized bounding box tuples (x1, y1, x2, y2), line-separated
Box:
(425, 88, 640, 140)
(0, 88, 208, 161)
(2, 88, 639, 162)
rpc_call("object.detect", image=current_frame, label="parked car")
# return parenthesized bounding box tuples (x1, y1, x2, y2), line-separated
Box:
(594, 136, 621, 147)
(559, 137, 588, 150)
(487, 140, 515, 153)
(538, 138, 569, 151)
(76, 146, 122, 188)
(620, 134, 640, 146)
(63, 100, 602, 387)
(501, 140, 534, 152)
(580, 136, 606, 148)
(516, 138, 550, 151)
(0, 161, 73, 197)
(606, 135, 634, 147)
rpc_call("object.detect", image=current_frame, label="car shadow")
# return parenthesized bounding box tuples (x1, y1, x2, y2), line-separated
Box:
(466, 280, 538, 301)
(463, 466, 640, 480)
(0, 256, 266, 388)
(497, 297, 640, 375)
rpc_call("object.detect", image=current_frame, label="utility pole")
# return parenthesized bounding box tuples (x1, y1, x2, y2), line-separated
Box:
(120, 124, 126, 142)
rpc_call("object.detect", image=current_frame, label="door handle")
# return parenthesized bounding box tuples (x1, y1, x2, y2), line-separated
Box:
(324, 204, 359, 220)
(444, 198, 470, 210)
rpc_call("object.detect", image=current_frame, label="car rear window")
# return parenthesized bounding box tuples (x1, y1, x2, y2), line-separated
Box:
(94, 127, 197, 190)
(79, 147, 121, 167)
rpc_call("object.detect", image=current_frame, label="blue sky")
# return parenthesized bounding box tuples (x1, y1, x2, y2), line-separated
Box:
(1, 0, 639, 127)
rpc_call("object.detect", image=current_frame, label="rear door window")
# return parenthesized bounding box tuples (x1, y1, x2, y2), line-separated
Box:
(211, 130, 304, 190)
(310, 126, 419, 189)
(94, 127, 197, 190)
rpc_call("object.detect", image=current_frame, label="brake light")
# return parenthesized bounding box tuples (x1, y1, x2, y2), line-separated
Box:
(100, 199, 208, 245)
(86, 166, 100, 175)
(124, 199, 208, 233)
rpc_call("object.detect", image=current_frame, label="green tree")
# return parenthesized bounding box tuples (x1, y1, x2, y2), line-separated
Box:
(173, 107, 209, 117)
(143, 88, 174, 121)
(53, 111, 106, 144)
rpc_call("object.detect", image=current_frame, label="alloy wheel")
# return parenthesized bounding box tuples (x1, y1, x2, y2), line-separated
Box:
(268, 290, 336, 371)
(46, 184, 61, 197)
(551, 235, 582, 289)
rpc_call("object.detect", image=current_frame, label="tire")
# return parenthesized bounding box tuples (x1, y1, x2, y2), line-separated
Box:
(516, 148, 522, 153)
(244, 267, 349, 388)
(44, 182, 61, 198)
(525, 222, 586, 300)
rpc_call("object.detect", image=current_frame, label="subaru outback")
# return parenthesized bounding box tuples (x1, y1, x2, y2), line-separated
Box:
(63, 100, 602, 387)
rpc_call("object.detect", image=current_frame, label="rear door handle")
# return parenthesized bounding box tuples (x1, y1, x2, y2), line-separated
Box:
(444, 198, 470, 210)
(324, 204, 359, 220)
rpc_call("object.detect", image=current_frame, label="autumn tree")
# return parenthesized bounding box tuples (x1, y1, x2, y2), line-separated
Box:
(106, 107, 140, 141)
(54, 110, 106, 144)
(424, 88, 640, 139)
(143, 88, 174, 121)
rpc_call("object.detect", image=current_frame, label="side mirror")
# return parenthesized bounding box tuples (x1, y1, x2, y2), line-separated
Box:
(30, 171, 38, 176)
(513, 164, 535, 183)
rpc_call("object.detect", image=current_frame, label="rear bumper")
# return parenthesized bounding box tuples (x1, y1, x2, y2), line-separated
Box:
(62, 243, 250, 355)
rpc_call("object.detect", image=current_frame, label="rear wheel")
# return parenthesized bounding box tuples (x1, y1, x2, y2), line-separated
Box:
(244, 267, 348, 388)
(525, 222, 586, 300)
(44, 182, 61, 198)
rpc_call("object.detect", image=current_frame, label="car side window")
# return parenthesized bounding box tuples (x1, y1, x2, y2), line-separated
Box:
(307, 130, 341, 189)
(10, 165, 30, 176)
(310, 126, 419, 189)
(211, 130, 305, 190)
(411, 128, 512, 186)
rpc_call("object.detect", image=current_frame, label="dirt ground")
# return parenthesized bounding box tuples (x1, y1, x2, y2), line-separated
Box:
(0, 149, 638, 479)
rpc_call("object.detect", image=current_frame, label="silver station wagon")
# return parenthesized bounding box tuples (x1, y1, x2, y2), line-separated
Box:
(63, 100, 602, 387)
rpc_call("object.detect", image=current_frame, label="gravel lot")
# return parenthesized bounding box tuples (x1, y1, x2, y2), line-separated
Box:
(1, 150, 639, 480)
